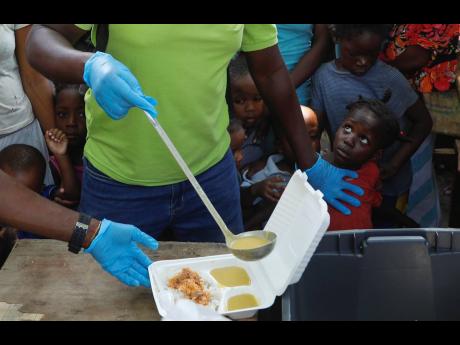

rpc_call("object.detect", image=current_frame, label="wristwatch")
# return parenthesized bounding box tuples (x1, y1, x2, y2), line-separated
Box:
(68, 213, 92, 254)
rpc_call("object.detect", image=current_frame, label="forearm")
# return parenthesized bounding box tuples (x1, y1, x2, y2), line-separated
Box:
(390, 114, 433, 170)
(26, 24, 91, 83)
(21, 76, 55, 131)
(0, 171, 97, 248)
(53, 154, 81, 200)
(290, 25, 331, 88)
(386, 45, 431, 76)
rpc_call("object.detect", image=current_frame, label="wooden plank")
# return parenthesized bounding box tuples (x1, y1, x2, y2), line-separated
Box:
(0, 240, 229, 320)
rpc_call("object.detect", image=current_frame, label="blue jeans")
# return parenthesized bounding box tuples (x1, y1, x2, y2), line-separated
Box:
(79, 150, 243, 242)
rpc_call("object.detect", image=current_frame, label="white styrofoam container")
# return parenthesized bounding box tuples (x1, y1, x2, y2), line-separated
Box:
(149, 170, 330, 319)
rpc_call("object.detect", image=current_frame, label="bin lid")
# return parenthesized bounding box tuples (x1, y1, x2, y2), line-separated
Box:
(245, 170, 330, 296)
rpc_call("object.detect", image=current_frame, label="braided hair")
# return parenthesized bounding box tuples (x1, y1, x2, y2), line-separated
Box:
(345, 89, 404, 149)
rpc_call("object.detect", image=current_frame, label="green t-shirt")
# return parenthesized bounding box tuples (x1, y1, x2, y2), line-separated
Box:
(75, 24, 277, 186)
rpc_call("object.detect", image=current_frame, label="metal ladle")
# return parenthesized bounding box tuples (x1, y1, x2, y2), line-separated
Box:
(143, 110, 276, 261)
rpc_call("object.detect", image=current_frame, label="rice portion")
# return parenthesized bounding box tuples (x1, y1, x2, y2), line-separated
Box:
(167, 267, 212, 306)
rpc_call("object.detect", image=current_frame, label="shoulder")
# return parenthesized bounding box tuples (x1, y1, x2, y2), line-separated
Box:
(357, 161, 380, 182)
(312, 61, 336, 84)
(373, 60, 408, 83)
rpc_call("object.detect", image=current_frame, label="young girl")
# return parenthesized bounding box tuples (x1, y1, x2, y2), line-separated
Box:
(228, 53, 275, 170)
(324, 94, 414, 230)
(45, 83, 87, 208)
(311, 24, 433, 228)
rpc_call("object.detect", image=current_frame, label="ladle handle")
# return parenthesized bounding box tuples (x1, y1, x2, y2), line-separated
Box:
(143, 111, 235, 241)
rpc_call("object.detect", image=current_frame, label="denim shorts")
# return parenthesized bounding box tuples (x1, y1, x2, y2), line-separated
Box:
(79, 149, 243, 242)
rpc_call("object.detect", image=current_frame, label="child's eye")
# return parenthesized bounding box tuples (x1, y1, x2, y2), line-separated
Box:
(57, 112, 66, 118)
(360, 137, 369, 145)
(344, 125, 352, 133)
(254, 96, 263, 102)
(78, 111, 85, 118)
(233, 98, 245, 105)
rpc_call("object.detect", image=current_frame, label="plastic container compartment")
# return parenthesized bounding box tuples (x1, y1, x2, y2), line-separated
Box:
(149, 170, 330, 319)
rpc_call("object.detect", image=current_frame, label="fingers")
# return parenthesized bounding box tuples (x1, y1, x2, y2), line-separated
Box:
(118, 79, 158, 118)
(132, 228, 159, 251)
(132, 245, 153, 268)
(131, 261, 151, 288)
(328, 198, 352, 216)
(127, 267, 151, 288)
(117, 272, 140, 287)
(336, 190, 361, 208)
(339, 168, 359, 180)
(341, 180, 364, 197)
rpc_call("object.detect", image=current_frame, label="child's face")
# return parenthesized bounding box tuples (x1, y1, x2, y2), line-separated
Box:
(339, 32, 383, 76)
(301, 106, 321, 153)
(333, 108, 381, 170)
(231, 75, 265, 128)
(3, 166, 43, 193)
(55, 89, 86, 148)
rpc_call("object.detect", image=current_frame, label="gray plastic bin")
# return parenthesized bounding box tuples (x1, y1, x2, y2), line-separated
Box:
(282, 228, 460, 321)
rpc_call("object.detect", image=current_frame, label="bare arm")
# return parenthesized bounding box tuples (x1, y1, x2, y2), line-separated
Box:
(15, 25, 55, 131)
(26, 24, 92, 83)
(381, 98, 433, 179)
(386, 45, 431, 76)
(0, 170, 98, 248)
(245, 46, 317, 170)
(290, 24, 332, 88)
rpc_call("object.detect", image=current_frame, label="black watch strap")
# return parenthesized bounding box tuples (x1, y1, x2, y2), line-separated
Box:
(68, 213, 92, 254)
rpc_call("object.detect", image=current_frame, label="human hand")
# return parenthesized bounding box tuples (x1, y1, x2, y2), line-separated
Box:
(53, 187, 79, 208)
(84, 219, 159, 288)
(83, 52, 158, 120)
(305, 154, 364, 215)
(45, 128, 68, 156)
(251, 176, 285, 202)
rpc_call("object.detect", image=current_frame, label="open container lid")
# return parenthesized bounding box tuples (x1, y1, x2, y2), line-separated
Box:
(244, 170, 330, 297)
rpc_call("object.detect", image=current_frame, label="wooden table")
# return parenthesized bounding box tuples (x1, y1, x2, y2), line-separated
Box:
(0, 240, 229, 320)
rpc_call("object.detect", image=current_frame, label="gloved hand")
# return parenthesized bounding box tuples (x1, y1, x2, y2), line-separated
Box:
(83, 51, 158, 120)
(305, 154, 364, 215)
(84, 219, 159, 288)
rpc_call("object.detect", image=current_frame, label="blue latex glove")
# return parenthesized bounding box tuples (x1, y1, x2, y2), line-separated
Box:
(304, 154, 364, 215)
(83, 51, 158, 120)
(84, 219, 159, 288)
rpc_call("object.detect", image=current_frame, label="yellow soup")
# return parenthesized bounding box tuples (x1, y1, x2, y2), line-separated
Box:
(227, 294, 259, 311)
(210, 266, 251, 287)
(230, 236, 269, 250)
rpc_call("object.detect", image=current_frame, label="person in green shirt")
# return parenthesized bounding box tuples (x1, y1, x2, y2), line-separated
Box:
(26, 24, 364, 242)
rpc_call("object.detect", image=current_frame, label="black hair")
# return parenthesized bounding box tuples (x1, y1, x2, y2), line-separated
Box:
(228, 52, 250, 82)
(228, 118, 244, 134)
(53, 83, 88, 104)
(0, 144, 46, 177)
(345, 89, 402, 149)
(332, 24, 392, 40)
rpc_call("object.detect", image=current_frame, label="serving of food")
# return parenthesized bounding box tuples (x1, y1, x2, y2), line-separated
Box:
(167, 267, 212, 306)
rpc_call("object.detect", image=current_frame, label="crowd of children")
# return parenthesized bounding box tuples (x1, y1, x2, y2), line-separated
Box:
(1, 24, 458, 267)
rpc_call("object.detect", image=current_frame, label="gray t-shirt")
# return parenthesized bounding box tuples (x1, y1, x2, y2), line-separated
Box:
(311, 60, 419, 196)
(0, 24, 35, 135)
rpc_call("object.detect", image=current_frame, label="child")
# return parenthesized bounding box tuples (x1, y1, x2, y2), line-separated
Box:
(0, 144, 47, 242)
(228, 118, 246, 171)
(45, 83, 87, 208)
(228, 53, 275, 170)
(325, 94, 417, 230)
(311, 24, 433, 228)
